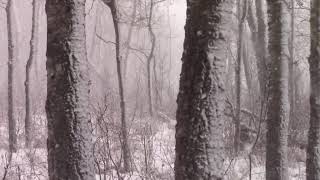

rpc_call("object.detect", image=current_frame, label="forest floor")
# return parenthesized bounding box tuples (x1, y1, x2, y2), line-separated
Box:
(0, 119, 307, 180)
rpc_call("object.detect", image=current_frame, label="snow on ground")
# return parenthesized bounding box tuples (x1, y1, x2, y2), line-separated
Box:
(0, 148, 47, 180)
(0, 121, 307, 179)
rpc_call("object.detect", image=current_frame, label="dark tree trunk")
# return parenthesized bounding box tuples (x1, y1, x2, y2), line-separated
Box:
(174, 0, 228, 179)
(45, 0, 95, 179)
(265, 0, 290, 179)
(6, 0, 17, 153)
(306, 0, 320, 179)
(25, 0, 40, 149)
(101, 0, 132, 172)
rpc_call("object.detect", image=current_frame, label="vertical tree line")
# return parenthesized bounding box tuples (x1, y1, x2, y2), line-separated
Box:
(265, 0, 291, 179)
(2, 0, 320, 179)
(25, 0, 40, 149)
(6, 0, 17, 153)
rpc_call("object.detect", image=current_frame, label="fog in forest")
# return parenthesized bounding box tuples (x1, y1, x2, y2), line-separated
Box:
(0, 0, 318, 179)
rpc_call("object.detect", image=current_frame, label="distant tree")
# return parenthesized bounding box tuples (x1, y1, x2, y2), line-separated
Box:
(25, 0, 41, 148)
(46, 0, 95, 179)
(101, 0, 132, 172)
(265, 0, 291, 179)
(6, 0, 17, 153)
(306, 0, 320, 179)
(146, 0, 156, 117)
(247, 0, 268, 98)
(174, 0, 228, 179)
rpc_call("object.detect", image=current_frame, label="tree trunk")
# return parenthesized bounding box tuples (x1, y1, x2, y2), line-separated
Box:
(123, 0, 137, 81)
(6, 0, 17, 153)
(174, 0, 228, 179)
(289, 0, 295, 123)
(46, 0, 95, 179)
(247, 0, 268, 98)
(235, 0, 248, 154)
(25, 0, 40, 149)
(147, 0, 156, 117)
(101, 0, 132, 172)
(306, 0, 320, 179)
(265, 0, 290, 179)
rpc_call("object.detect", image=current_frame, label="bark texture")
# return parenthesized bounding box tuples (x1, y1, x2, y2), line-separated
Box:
(6, 0, 17, 153)
(25, 0, 40, 148)
(306, 0, 320, 179)
(46, 0, 95, 179)
(265, 0, 290, 179)
(174, 0, 228, 179)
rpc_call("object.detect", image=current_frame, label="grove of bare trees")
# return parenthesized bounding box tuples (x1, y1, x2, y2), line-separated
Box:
(0, 0, 319, 180)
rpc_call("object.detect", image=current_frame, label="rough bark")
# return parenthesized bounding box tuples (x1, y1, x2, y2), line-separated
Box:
(101, 0, 132, 172)
(46, 0, 95, 179)
(25, 0, 40, 149)
(174, 0, 228, 179)
(306, 0, 320, 179)
(6, 0, 17, 153)
(265, 0, 290, 179)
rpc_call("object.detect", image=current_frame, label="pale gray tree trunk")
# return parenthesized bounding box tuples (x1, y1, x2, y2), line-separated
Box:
(6, 0, 17, 153)
(306, 0, 320, 179)
(174, 0, 228, 179)
(265, 0, 290, 179)
(235, 0, 248, 154)
(25, 0, 40, 149)
(247, 0, 268, 98)
(101, 0, 132, 172)
(123, 0, 137, 81)
(46, 0, 95, 179)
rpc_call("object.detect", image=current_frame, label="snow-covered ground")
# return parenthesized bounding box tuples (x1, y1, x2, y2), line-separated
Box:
(0, 121, 307, 180)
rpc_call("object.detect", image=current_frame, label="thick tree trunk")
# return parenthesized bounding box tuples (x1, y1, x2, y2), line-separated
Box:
(6, 0, 17, 153)
(265, 0, 290, 179)
(174, 0, 228, 179)
(46, 0, 95, 179)
(306, 0, 320, 179)
(25, 0, 40, 149)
